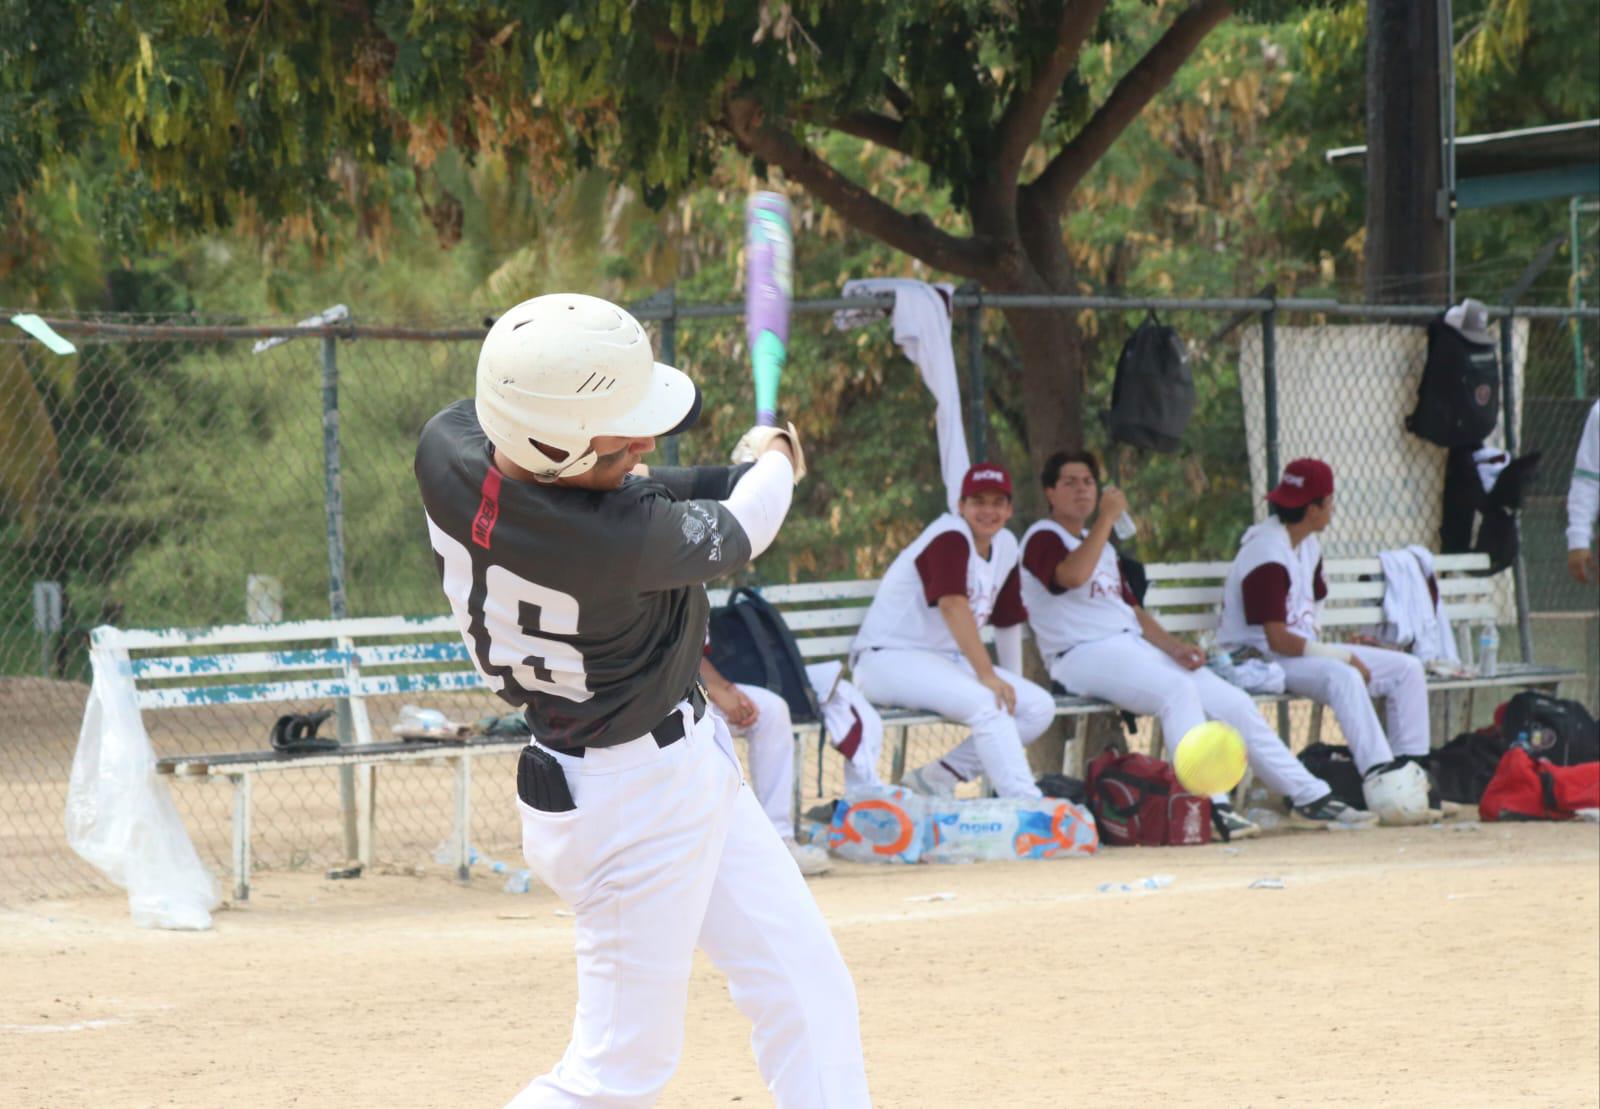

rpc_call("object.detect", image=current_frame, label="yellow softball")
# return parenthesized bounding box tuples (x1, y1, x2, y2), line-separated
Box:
(1173, 721, 1248, 796)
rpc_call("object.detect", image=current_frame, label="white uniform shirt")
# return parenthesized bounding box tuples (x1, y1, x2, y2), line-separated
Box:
(851, 513, 1024, 659)
(1568, 400, 1600, 551)
(1019, 519, 1140, 659)
(1218, 518, 1326, 654)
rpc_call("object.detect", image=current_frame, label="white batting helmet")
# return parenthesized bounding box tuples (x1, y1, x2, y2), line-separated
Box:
(1361, 759, 1431, 825)
(475, 293, 700, 480)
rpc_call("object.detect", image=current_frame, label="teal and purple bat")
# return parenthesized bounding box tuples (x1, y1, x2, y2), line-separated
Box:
(745, 192, 792, 428)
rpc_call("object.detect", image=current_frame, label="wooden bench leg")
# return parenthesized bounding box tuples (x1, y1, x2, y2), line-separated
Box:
(1150, 719, 1165, 761)
(1308, 703, 1323, 747)
(454, 754, 472, 882)
(230, 772, 252, 902)
(1275, 701, 1290, 747)
(355, 765, 376, 870)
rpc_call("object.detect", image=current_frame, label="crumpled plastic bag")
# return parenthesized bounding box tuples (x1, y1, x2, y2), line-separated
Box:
(65, 642, 219, 930)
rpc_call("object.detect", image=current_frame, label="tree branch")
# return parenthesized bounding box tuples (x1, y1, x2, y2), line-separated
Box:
(882, 78, 913, 117)
(721, 97, 1002, 279)
(993, 0, 1109, 195)
(822, 109, 913, 157)
(1029, 0, 1233, 214)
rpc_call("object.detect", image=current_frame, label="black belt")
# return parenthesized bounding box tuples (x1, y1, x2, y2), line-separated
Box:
(556, 684, 706, 758)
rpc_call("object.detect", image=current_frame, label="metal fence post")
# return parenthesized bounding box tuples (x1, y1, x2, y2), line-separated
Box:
(659, 289, 681, 466)
(1262, 290, 1280, 484)
(967, 286, 987, 463)
(320, 334, 361, 863)
(1499, 313, 1536, 663)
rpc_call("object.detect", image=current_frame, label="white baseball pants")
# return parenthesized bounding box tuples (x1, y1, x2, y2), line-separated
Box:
(851, 649, 1052, 799)
(720, 682, 799, 840)
(1275, 644, 1430, 774)
(507, 705, 869, 1109)
(1049, 632, 1327, 806)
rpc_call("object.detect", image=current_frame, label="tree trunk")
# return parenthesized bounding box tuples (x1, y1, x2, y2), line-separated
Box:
(1000, 302, 1087, 500)
(1364, 0, 1446, 305)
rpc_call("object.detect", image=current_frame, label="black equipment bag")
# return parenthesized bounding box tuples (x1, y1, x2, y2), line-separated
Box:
(1104, 312, 1195, 453)
(1501, 691, 1600, 767)
(1407, 318, 1500, 447)
(1296, 742, 1366, 809)
(1431, 725, 1509, 805)
(706, 587, 820, 723)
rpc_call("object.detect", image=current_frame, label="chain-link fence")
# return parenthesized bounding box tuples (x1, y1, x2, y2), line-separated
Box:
(4, 292, 1596, 904)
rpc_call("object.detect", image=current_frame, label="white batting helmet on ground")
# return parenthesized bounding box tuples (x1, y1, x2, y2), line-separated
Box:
(1361, 759, 1431, 825)
(476, 293, 701, 480)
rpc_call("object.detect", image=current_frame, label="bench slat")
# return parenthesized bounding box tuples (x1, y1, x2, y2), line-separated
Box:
(100, 614, 460, 651)
(133, 647, 350, 680)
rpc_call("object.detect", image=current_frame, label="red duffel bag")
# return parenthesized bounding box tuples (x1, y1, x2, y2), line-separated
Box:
(1478, 746, 1600, 822)
(1086, 749, 1211, 846)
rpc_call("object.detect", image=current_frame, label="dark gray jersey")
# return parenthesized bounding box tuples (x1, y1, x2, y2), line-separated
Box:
(415, 400, 754, 749)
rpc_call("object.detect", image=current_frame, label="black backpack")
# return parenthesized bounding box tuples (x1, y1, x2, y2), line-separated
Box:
(1501, 691, 1599, 766)
(1296, 742, 1366, 809)
(1104, 312, 1194, 453)
(1431, 726, 1509, 804)
(1406, 318, 1500, 447)
(706, 588, 819, 723)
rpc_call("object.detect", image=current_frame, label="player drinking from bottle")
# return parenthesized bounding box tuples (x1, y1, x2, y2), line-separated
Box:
(415, 293, 868, 1107)
(850, 462, 1054, 799)
(1020, 451, 1376, 836)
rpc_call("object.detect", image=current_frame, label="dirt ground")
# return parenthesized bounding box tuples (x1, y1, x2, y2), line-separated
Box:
(4, 821, 1597, 1109)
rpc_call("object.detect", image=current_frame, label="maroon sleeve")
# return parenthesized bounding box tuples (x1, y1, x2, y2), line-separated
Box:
(914, 531, 971, 606)
(1241, 562, 1292, 625)
(1021, 531, 1070, 595)
(991, 566, 1027, 627)
(1312, 557, 1328, 602)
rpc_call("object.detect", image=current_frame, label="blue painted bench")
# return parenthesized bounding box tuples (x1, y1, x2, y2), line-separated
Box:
(94, 617, 501, 900)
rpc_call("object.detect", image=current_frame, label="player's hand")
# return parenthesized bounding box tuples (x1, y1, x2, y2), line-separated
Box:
(980, 671, 1017, 714)
(708, 683, 758, 727)
(731, 422, 807, 481)
(1348, 654, 1372, 684)
(1099, 484, 1128, 524)
(1170, 643, 1205, 670)
(1569, 548, 1595, 583)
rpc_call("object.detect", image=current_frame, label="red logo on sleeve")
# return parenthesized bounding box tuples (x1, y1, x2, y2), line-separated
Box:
(471, 468, 502, 549)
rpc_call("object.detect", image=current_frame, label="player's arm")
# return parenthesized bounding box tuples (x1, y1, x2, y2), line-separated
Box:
(936, 595, 1017, 713)
(1240, 561, 1368, 677)
(638, 462, 755, 501)
(634, 439, 797, 591)
(989, 567, 1027, 675)
(1135, 606, 1203, 669)
(1051, 485, 1126, 588)
(700, 655, 757, 726)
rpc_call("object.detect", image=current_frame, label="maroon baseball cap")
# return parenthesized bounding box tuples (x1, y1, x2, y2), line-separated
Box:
(960, 462, 1013, 500)
(1267, 458, 1334, 508)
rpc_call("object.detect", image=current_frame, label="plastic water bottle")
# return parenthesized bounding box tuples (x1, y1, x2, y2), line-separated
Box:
(1206, 646, 1239, 685)
(1113, 512, 1138, 541)
(1477, 624, 1499, 678)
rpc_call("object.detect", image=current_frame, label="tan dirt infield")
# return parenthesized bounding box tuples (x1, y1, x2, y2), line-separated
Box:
(3, 821, 1597, 1108)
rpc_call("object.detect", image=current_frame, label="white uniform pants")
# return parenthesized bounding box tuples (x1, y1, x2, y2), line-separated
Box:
(1275, 644, 1430, 774)
(508, 705, 869, 1109)
(852, 649, 1053, 799)
(719, 683, 798, 840)
(1049, 632, 1327, 806)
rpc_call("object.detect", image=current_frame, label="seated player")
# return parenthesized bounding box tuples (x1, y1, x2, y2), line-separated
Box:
(850, 462, 1054, 799)
(1218, 458, 1441, 824)
(699, 650, 832, 876)
(1020, 451, 1376, 837)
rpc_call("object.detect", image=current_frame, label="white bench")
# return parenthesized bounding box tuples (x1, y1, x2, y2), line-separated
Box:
(102, 552, 1575, 898)
(93, 617, 499, 901)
